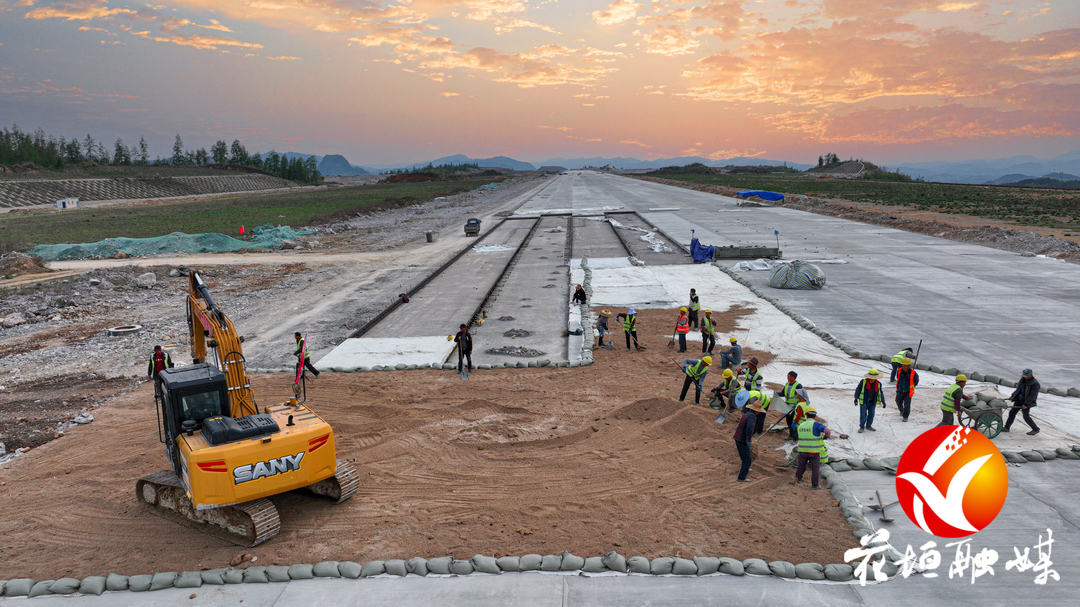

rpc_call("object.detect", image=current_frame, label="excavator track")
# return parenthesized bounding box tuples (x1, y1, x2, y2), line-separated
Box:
(136, 470, 281, 547)
(305, 459, 361, 503)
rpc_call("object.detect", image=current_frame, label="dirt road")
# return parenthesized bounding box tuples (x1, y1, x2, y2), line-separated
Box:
(0, 309, 849, 579)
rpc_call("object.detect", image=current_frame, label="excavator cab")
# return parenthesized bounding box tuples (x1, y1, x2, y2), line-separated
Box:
(157, 363, 229, 476)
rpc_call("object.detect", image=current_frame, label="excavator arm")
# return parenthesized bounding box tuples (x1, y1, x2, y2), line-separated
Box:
(186, 271, 258, 418)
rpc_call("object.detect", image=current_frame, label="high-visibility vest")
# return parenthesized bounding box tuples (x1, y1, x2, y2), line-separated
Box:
(690, 295, 700, 311)
(701, 316, 713, 335)
(745, 369, 763, 390)
(746, 389, 767, 410)
(783, 382, 803, 407)
(941, 383, 962, 413)
(820, 441, 830, 464)
(855, 380, 885, 407)
(798, 419, 824, 454)
(623, 315, 635, 331)
(685, 360, 708, 381)
(676, 315, 689, 334)
(719, 378, 742, 395)
(891, 350, 909, 364)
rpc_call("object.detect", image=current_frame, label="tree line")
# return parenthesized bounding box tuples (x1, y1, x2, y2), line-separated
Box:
(0, 125, 320, 184)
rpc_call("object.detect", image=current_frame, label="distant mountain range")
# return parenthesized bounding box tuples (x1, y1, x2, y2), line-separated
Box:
(897, 150, 1080, 184)
(353, 153, 814, 172)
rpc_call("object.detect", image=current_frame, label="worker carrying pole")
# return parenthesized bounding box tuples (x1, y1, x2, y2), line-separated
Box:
(678, 356, 712, 405)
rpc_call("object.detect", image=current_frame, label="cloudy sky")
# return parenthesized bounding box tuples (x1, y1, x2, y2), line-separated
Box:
(2, 0, 1078, 165)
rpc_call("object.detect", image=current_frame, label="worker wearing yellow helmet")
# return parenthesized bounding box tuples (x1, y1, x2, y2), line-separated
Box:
(710, 367, 743, 411)
(939, 374, 974, 427)
(895, 357, 919, 422)
(679, 355, 711, 405)
(719, 336, 742, 369)
(675, 307, 691, 353)
(794, 406, 831, 489)
(700, 308, 715, 356)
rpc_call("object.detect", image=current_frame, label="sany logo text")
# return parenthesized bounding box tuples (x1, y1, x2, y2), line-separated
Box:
(233, 451, 305, 485)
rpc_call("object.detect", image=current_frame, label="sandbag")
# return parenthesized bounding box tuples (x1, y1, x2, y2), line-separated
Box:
(201, 570, 225, 585)
(518, 554, 542, 571)
(426, 557, 452, 575)
(405, 558, 429, 576)
(361, 561, 387, 577)
(105, 573, 129, 591)
(128, 574, 153, 591)
(824, 563, 854, 581)
(742, 559, 771, 575)
(241, 568, 268, 584)
(265, 566, 291, 583)
(582, 557, 607, 573)
(718, 557, 744, 575)
(313, 561, 341, 578)
(496, 556, 520, 572)
(1002, 451, 1027, 463)
(471, 555, 500, 574)
(649, 557, 675, 575)
(794, 563, 825, 580)
(671, 558, 697, 575)
(28, 581, 55, 598)
(340, 562, 363, 579)
(693, 557, 720, 575)
(79, 576, 107, 596)
(450, 560, 474, 575)
(288, 564, 315, 580)
(863, 458, 885, 471)
(383, 560, 408, 577)
(1021, 451, 1045, 462)
(1037, 450, 1058, 460)
(769, 561, 796, 578)
(4, 579, 33, 597)
(829, 461, 852, 472)
(627, 556, 651, 573)
(540, 555, 562, 571)
(1055, 447, 1080, 460)
(149, 572, 178, 590)
(49, 578, 81, 594)
(768, 260, 826, 290)
(560, 551, 585, 571)
(601, 552, 627, 573)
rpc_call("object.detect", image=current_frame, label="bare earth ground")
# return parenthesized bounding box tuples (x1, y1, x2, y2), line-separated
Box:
(0, 309, 850, 579)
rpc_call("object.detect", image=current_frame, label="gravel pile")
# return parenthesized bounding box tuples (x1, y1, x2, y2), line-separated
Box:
(486, 346, 546, 357)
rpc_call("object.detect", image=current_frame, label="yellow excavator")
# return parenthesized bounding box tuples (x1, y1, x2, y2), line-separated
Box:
(136, 270, 358, 546)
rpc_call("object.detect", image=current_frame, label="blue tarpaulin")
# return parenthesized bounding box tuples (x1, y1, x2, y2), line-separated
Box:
(690, 237, 714, 263)
(737, 190, 785, 202)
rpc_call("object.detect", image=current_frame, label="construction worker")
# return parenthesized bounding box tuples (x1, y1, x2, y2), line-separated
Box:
(890, 347, 915, 382)
(747, 387, 769, 435)
(294, 332, 320, 379)
(616, 309, 644, 351)
(710, 368, 742, 411)
(719, 337, 742, 369)
(675, 307, 690, 353)
(1003, 369, 1040, 435)
(782, 371, 810, 441)
(700, 309, 715, 355)
(939, 374, 973, 426)
(688, 288, 700, 330)
(855, 368, 886, 433)
(895, 357, 919, 422)
(733, 394, 760, 482)
(794, 407, 831, 489)
(743, 357, 763, 392)
(679, 356, 711, 405)
(454, 324, 473, 375)
(595, 309, 611, 349)
(146, 345, 175, 399)
(571, 284, 587, 306)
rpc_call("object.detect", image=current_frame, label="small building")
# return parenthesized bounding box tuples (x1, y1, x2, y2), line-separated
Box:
(537, 166, 567, 174)
(55, 198, 79, 209)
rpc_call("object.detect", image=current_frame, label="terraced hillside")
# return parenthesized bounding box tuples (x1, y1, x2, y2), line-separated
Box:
(0, 174, 297, 208)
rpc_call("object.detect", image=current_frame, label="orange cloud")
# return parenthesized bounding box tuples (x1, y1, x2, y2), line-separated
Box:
(620, 139, 652, 147)
(152, 33, 264, 50)
(592, 0, 641, 26)
(24, 1, 154, 22)
(641, 24, 699, 55)
(494, 18, 561, 35)
(267, 55, 299, 60)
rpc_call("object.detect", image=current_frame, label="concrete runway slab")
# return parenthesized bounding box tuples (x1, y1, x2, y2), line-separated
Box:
(571, 216, 628, 259)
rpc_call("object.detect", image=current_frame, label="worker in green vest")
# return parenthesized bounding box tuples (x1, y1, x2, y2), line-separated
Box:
(855, 368, 886, 433)
(679, 356, 711, 405)
(794, 407, 831, 489)
(616, 308, 644, 351)
(700, 308, 715, 355)
(710, 368, 742, 411)
(939, 374, 973, 426)
(782, 371, 810, 441)
(743, 357, 763, 392)
(688, 288, 700, 330)
(746, 387, 769, 435)
(890, 347, 914, 382)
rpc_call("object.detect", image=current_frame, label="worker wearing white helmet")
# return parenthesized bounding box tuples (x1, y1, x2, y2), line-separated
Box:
(679, 356, 712, 405)
(700, 308, 715, 355)
(615, 308, 644, 351)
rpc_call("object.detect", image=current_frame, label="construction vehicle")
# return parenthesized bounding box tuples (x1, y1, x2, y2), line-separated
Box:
(136, 270, 359, 546)
(464, 217, 481, 237)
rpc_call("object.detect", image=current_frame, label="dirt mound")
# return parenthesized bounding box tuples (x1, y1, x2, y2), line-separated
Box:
(608, 397, 685, 423)
(386, 172, 440, 183)
(0, 252, 51, 277)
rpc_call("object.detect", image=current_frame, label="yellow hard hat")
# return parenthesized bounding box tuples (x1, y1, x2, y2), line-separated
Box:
(447, 335, 453, 341)
(956, 374, 967, 382)
(680, 306, 688, 312)
(805, 407, 817, 416)
(901, 357, 911, 365)
(702, 356, 712, 365)
(729, 337, 737, 343)
(723, 369, 733, 378)
(704, 308, 712, 313)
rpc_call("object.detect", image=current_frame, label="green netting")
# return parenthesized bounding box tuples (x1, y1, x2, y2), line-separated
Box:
(29, 223, 316, 261)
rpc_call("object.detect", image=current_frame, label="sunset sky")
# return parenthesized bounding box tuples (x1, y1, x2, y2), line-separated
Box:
(3, 0, 1079, 166)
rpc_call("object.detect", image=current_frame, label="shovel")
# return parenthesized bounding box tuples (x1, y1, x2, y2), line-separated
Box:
(869, 490, 898, 523)
(667, 325, 679, 348)
(460, 371, 469, 380)
(713, 411, 728, 424)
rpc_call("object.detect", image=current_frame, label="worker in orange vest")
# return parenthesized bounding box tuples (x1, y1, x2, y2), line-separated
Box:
(675, 307, 690, 353)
